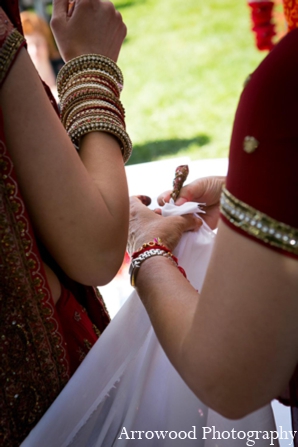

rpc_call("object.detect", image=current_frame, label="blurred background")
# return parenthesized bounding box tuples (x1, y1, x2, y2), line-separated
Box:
(19, 0, 285, 165)
(19, 0, 289, 337)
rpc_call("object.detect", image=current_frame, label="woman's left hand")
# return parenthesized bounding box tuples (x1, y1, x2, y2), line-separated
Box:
(128, 196, 202, 254)
(51, 0, 127, 62)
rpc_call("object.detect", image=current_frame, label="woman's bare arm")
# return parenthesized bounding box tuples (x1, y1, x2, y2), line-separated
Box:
(129, 197, 298, 418)
(0, 1, 129, 286)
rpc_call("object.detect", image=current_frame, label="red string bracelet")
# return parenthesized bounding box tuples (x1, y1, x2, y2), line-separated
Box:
(130, 238, 187, 287)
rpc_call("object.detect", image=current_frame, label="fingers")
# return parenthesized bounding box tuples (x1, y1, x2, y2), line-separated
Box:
(136, 195, 151, 206)
(157, 190, 171, 206)
(129, 195, 149, 215)
(52, 0, 69, 17)
(67, 0, 76, 17)
(157, 188, 188, 206)
(175, 196, 188, 206)
(153, 208, 162, 215)
(177, 214, 202, 233)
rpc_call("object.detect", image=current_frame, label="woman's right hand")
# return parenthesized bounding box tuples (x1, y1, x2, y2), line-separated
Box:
(51, 0, 127, 62)
(157, 176, 226, 230)
(128, 196, 202, 255)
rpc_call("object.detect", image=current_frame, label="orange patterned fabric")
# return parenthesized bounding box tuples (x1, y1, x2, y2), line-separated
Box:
(283, 0, 298, 30)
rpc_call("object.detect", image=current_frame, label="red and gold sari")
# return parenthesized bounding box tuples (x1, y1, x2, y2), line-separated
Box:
(0, 2, 110, 445)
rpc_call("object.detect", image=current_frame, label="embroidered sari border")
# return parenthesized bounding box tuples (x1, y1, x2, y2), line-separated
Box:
(220, 187, 298, 256)
(0, 29, 25, 87)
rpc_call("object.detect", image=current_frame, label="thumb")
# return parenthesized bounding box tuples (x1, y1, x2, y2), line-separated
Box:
(175, 197, 188, 206)
(175, 214, 202, 233)
(157, 190, 171, 206)
(129, 195, 147, 213)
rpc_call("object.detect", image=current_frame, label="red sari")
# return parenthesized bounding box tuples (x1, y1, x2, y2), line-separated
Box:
(0, 2, 110, 446)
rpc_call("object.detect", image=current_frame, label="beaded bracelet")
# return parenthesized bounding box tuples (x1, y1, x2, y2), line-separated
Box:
(129, 239, 187, 287)
(57, 54, 132, 163)
(57, 54, 123, 90)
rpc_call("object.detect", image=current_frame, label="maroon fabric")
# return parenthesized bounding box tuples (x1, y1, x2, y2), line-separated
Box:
(0, 0, 23, 34)
(292, 407, 298, 447)
(56, 286, 101, 375)
(226, 28, 298, 230)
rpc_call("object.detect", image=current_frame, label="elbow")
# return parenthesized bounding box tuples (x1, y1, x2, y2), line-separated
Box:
(184, 369, 267, 420)
(191, 383, 262, 420)
(205, 397, 256, 421)
(63, 247, 126, 287)
(179, 343, 276, 420)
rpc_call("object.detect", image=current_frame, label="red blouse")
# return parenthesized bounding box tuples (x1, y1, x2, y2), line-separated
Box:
(219, 26, 298, 440)
(221, 27, 298, 260)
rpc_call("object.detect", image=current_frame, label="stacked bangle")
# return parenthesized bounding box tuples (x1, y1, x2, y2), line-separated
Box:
(57, 54, 132, 163)
(129, 238, 187, 287)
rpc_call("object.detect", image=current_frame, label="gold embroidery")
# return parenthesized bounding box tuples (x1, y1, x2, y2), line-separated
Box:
(74, 311, 81, 322)
(243, 74, 251, 88)
(83, 339, 93, 351)
(0, 139, 69, 445)
(0, 29, 25, 86)
(220, 187, 298, 255)
(96, 287, 110, 320)
(243, 136, 259, 153)
(93, 324, 101, 338)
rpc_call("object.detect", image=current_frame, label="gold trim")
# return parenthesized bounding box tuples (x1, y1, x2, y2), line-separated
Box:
(0, 133, 69, 443)
(0, 29, 25, 86)
(220, 187, 298, 256)
(243, 136, 259, 154)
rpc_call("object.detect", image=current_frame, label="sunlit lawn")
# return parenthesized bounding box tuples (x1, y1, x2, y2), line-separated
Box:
(114, 0, 266, 164)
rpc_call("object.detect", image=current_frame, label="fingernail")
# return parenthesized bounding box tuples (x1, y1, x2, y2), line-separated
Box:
(137, 195, 151, 206)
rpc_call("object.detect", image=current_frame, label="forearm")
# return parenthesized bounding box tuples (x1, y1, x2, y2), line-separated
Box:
(135, 223, 298, 418)
(79, 131, 129, 273)
(0, 48, 128, 284)
(135, 255, 199, 380)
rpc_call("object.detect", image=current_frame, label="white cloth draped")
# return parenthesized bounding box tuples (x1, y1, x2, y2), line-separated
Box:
(21, 202, 278, 447)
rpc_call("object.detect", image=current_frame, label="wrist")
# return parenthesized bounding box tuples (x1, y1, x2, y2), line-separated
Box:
(129, 238, 187, 287)
(57, 53, 132, 163)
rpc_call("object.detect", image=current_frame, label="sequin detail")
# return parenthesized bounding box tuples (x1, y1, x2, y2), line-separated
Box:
(0, 137, 69, 446)
(220, 187, 298, 255)
(243, 74, 251, 88)
(243, 136, 259, 153)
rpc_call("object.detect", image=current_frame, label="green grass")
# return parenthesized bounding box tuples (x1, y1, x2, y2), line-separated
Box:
(113, 0, 266, 164)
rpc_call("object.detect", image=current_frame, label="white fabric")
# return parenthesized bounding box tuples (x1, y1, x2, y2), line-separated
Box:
(21, 202, 278, 447)
(161, 199, 206, 216)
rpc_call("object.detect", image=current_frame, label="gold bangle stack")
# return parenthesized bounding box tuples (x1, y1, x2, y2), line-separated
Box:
(57, 54, 132, 163)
